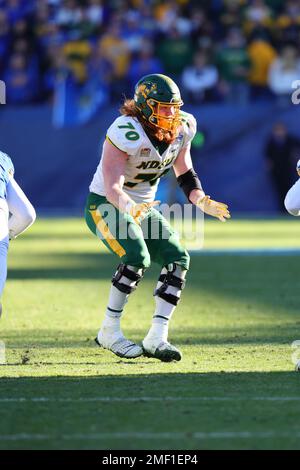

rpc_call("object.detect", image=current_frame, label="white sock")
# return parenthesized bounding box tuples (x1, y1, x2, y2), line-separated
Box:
(101, 285, 128, 332)
(144, 264, 187, 344)
(0, 199, 9, 298)
(100, 265, 144, 338)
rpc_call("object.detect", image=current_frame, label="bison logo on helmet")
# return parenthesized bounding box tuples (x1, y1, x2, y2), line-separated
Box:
(138, 83, 157, 99)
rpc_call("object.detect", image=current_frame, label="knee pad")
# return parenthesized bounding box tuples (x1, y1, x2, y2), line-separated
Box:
(112, 264, 146, 294)
(154, 263, 187, 306)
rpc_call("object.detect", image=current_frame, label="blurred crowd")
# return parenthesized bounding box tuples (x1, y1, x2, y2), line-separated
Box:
(1, 0, 300, 105)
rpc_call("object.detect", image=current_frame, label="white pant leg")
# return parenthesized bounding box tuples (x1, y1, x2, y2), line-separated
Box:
(284, 179, 300, 216)
(0, 199, 9, 297)
(6, 178, 36, 239)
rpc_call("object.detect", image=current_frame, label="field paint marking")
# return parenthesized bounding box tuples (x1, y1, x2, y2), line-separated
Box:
(190, 248, 300, 256)
(0, 431, 300, 441)
(0, 396, 299, 403)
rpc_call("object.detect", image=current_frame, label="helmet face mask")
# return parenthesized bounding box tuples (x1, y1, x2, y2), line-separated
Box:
(147, 99, 182, 132)
(134, 74, 183, 135)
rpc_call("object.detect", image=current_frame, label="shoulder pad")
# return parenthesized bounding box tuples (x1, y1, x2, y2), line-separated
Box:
(106, 116, 143, 154)
(180, 111, 197, 147)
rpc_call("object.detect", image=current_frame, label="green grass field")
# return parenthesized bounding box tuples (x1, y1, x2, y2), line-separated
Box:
(1, 218, 300, 450)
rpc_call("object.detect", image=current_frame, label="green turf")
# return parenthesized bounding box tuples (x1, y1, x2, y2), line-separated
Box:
(0, 218, 300, 450)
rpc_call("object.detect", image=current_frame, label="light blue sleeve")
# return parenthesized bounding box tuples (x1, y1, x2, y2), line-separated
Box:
(0, 152, 14, 199)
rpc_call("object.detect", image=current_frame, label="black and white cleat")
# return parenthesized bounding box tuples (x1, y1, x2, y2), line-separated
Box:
(142, 340, 182, 362)
(95, 335, 143, 359)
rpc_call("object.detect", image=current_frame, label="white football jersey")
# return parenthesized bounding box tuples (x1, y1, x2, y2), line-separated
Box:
(89, 111, 197, 203)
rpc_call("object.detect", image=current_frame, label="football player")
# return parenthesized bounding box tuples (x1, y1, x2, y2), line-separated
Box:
(85, 74, 230, 361)
(0, 151, 36, 315)
(284, 160, 300, 216)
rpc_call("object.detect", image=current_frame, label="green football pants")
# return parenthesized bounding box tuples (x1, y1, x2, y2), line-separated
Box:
(85, 193, 190, 271)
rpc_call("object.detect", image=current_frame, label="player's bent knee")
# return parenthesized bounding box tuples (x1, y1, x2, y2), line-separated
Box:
(123, 250, 151, 270)
(182, 250, 191, 271)
(174, 249, 190, 272)
(161, 246, 190, 272)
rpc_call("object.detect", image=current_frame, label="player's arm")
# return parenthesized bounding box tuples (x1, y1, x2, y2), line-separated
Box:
(173, 143, 205, 204)
(0, 198, 9, 299)
(102, 140, 158, 224)
(102, 139, 132, 211)
(7, 178, 36, 240)
(284, 160, 300, 216)
(173, 143, 230, 222)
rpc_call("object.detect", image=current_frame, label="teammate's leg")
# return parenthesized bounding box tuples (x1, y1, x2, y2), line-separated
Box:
(141, 209, 190, 361)
(284, 178, 300, 216)
(85, 193, 151, 358)
(0, 198, 9, 315)
(6, 178, 36, 239)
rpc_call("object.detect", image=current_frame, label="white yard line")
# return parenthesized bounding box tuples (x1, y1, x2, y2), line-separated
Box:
(189, 248, 300, 255)
(0, 396, 299, 403)
(0, 431, 299, 441)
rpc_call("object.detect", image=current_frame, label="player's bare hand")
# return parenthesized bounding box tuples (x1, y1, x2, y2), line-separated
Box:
(197, 195, 231, 222)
